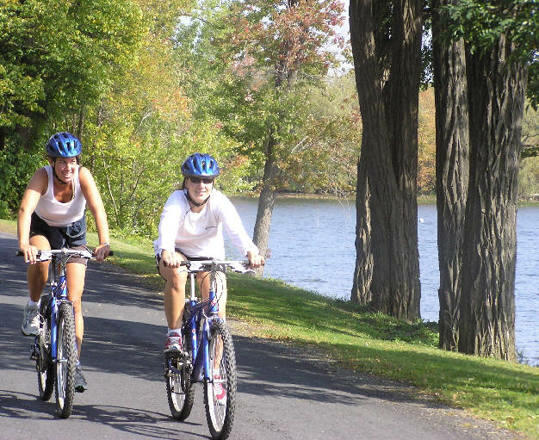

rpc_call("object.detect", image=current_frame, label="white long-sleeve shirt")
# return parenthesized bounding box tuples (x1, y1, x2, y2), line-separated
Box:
(153, 189, 258, 259)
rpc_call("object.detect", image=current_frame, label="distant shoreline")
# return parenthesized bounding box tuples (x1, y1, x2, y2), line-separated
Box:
(230, 191, 539, 207)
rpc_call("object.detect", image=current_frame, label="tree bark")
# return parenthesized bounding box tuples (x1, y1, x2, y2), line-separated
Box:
(351, 158, 373, 303)
(458, 35, 527, 360)
(252, 131, 279, 276)
(432, 0, 469, 350)
(349, 0, 422, 321)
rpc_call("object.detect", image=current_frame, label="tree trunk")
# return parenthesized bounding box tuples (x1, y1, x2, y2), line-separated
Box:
(252, 132, 279, 276)
(458, 35, 527, 361)
(351, 158, 372, 304)
(349, 0, 422, 321)
(432, 0, 469, 350)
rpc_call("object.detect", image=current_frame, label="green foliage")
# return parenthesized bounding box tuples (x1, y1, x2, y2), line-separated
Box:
(77, 0, 253, 237)
(281, 74, 362, 195)
(0, 0, 144, 145)
(519, 156, 539, 200)
(73, 0, 192, 237)
(0, 141, 43, 218)
(174, 0, 351, 195)
(442, 0, 539, 108)
(418, 89, 437, 194)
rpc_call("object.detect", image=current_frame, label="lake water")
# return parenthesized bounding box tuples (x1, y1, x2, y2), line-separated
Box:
(228, 197, 538, 366)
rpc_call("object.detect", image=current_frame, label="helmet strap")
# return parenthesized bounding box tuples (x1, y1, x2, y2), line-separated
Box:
(51, 159, 69, 185)
(186, 190, 210, 208)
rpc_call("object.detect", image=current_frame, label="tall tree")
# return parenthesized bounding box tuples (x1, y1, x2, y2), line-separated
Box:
(228, 0, 344, 270)
(431, 0, 469, 350)
(349, 0, 423, 320)
(180, 0, 344, 272)
(460, 18, 526, 362)
(440, 0, 536, 360)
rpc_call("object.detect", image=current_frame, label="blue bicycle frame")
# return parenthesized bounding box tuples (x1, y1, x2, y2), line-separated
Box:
(186, 272, 220, 383)
(41, 259, 73, 363)
(164, 259, 248, 439)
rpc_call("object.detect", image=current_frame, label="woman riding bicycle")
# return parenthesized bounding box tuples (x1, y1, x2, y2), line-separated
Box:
(17, 131, 111, 392)
(154, 153, 264, 353)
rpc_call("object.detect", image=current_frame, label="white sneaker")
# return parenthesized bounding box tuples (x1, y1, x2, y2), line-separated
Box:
(164, 332, 183, 353)
(74, 364, 88, 392)
(21, 303, 40, 336)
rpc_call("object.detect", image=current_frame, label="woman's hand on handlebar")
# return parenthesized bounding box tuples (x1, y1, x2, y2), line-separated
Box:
(247, 250, 265, 268)
(161, 249, 183, 268)
(19, 243, 40, 265)
(94, 243, 111, 262)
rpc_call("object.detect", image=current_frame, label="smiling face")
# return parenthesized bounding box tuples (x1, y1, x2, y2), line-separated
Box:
(185, 176, 214, 205)
(50, 156, 79, 184)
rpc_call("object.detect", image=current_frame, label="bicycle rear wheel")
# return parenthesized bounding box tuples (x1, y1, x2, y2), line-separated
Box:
(36, 304, 54, 401)
(204, 319, 237, 440)
(55, 302, 77, 418)
(165, 328, 195, 420)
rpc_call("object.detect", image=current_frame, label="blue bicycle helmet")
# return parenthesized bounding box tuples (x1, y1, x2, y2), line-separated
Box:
(45, 132, 82, 158)
(181, 153, 220, 178)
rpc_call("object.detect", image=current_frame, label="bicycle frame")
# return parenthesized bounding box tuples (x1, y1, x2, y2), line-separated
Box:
(186, 270, 220, 383)
(45, 258, 72, 362)
(21, 247, 109, 418)
(164, 259, 249, 438)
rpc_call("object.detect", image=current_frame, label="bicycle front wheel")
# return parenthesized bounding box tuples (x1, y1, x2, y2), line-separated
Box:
(55, 302, 77, 418)
(36, 307, 54, 401)
(204, 319, 237, 440)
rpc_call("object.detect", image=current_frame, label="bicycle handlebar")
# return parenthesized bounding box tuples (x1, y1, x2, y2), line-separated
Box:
(180, 259, 255, 274)
(16, 248, 114, 261)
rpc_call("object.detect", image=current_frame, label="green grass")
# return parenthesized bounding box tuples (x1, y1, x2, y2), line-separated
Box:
(2, 219, 537, 438)
(225, 274, 538, 437)
(0, 219, 16, 234)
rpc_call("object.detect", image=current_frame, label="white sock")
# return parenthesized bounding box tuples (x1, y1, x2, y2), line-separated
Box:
(168, 328, 181, 335)
(28, 299, 39, 308)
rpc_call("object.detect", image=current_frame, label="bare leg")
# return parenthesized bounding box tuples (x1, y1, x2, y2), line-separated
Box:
(159, 253, 188, 329)
(27, 235, 50, 302)
(198, 271, 227, 319)
(198, 271, 227, 370)
(66, 262, 86, 358)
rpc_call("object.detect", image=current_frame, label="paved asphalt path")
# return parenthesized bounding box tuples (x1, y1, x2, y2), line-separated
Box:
(0, 232, 522, 440)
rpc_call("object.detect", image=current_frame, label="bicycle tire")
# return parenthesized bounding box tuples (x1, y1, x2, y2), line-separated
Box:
(55, 302, 77, 418)
(204, 319, 237, 440)
(166, 327, 195, 420)
(37, 304, 54, 401)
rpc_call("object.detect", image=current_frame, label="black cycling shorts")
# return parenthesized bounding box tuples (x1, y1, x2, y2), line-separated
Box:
(30, 213, 88, 265)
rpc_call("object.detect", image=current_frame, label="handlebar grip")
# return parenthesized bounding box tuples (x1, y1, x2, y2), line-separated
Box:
(17, 249, 114, 258)
(15, 250, 42, 257)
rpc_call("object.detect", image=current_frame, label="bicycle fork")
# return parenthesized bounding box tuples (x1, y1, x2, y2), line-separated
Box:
(31, 276, 73, 366)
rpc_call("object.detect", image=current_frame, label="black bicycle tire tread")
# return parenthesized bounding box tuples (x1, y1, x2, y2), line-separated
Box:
(55, 302, 77, 418)
(204, 319, 237, 440)
(166, 328, 195, 420)
(37, 307, 54, 401)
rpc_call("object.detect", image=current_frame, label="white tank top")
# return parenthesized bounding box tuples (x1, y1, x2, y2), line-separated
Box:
(34, 165, 86, 227)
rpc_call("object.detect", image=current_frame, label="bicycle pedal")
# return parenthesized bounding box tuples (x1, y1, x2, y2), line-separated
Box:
(30, 344, 39, 359)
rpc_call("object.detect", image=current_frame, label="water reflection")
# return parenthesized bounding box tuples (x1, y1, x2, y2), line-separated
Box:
(229, 197, 538, 366)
